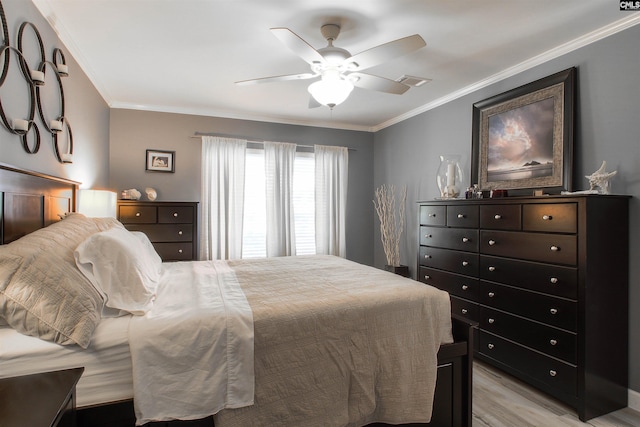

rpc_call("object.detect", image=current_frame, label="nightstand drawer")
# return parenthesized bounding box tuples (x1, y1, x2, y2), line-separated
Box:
(421, 226, 478, 251)
(419, 246, 479, 276)
(523, 203, 577, 233)
(420, 267, 479, 301)
(158, 206, 194, 223)
(479, 331, 577, 397)
(125, 224, 193, 242)
(480, 230, 577, 266)
(419, 205, 446, 226)
(480, 204, 521, 230)
(118, 206, 157, 223)
(479, 255, 577, 299)
(480, 306, 577, 364)
(154, 242, 193, 261)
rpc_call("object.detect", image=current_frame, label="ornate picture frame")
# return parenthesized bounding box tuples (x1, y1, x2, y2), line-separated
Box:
(471, 68, 575, 195)
(145, 149, 175, 173)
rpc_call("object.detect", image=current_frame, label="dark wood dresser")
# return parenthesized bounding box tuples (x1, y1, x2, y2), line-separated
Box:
(117, 201, 198, 261)
(417, 195, 629, 421)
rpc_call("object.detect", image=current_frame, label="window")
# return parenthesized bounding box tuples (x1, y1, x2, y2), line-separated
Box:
(242, 148, 315, 258)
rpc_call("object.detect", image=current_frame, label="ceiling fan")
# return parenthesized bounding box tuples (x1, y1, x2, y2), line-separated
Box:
(235, 24, 426, 109)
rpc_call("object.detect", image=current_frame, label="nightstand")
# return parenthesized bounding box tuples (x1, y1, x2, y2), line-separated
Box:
(0, 367, 84, 427)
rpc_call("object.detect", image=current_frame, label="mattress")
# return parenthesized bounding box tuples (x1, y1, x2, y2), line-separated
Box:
(0, 315, 133, 408)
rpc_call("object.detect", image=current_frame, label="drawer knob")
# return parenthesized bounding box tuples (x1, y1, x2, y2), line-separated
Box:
(550, 339, 558, 346)
(488, 318, 495, 324)
(178, 230, 183, 235)
(550, 277, 559, 284)
(488, 266, 496, 272)
(461, 285, 469, 290)
(462, 261, 469, 266)
(461, 308, 468, 314)
(550, 308, 558, 315)
(487, 343, 494, 350)
(550, 245, 559, 251)
(542, 215, 552, 220)
(549, 370, 557, 377)
(494, 214, 502, 220)
(173, 212, 179, 217)
(424, 254, 431, 259)
(457, 213, 465, 219)
(462, 237, 469, 243)
(178, 249, 183, 253)
(425, 234, 432, 238)
(135, 212, 141, 217)
(428, 213, 436, 218)
(424, 275, 430, 280)
(488, 239, 496, 246)
(488, 292, 495, 298)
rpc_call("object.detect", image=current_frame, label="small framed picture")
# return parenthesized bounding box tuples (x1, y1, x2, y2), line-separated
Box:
(145, 149, 175, 173)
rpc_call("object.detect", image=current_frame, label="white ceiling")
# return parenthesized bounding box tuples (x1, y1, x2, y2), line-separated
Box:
(32, 1, 640, 132)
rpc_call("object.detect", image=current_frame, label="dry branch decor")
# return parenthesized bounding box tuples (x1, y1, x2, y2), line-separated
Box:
(373, 184, 407, 267)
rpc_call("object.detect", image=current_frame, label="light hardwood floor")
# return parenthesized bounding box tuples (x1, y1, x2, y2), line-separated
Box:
(472, 361, 640, 427)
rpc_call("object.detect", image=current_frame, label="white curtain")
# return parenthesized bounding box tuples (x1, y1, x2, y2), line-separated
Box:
(314, 145, 348, 257)
(264, 141, 297, 257)
(200, 136, 247, 260)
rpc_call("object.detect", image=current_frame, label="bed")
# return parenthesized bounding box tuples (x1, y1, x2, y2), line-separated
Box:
(0, 163, 474, 427)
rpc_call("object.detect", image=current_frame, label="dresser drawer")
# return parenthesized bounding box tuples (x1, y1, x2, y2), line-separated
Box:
(446, 205, 479, 228)
(479, 255, 577, 299)
(420, 267, 479, 301)
(158, 206, 194, 224)
(478, 281, 577, 331)
(118, 206, 157, 223)
(420, 205, 446, 226)
(153, 242, 193, 261)
(419, 246, 479, 276)
(480, 306, 577, 364)
(479, 331, 577, 397)
(523, 203, 577, 233)
(450, 296, 479, 322)
(480, 204, 521, 230)
(421, 226, 478, 252)
(480, 230, 577, 265)
(125, 224, 193, 242)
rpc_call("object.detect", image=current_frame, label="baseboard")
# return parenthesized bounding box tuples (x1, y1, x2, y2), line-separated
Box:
(630, 388, 640, 412)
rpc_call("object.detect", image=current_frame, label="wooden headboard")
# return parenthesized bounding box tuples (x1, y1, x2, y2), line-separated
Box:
(0, 163, 79, 244)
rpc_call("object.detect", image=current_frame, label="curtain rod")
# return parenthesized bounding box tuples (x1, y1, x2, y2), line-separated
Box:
(190, 132, 355, 151)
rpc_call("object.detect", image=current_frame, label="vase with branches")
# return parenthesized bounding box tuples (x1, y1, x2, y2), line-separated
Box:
(373, 184, 408, 275)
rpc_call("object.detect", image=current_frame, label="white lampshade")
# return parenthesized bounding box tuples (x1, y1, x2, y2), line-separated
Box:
(308, 69, 354, 108)
(77, 189, 117, 218)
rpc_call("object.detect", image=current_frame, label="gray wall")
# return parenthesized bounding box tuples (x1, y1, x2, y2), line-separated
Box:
(0, 0, 109, 188)
(373, 25, 640, 392)
(109, 109, 375, 265)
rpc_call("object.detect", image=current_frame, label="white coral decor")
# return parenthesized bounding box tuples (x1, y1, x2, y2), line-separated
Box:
(373, 184, 407, 267)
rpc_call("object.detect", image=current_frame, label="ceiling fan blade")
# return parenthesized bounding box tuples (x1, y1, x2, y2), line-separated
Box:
(270, 27, 326, 65)
(345, 34, 426, 71)
(235, 73, 317, 86)
(349, 72, 410, 95)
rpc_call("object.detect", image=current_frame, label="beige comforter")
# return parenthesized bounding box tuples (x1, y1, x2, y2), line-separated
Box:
(215, 255, 453, 427)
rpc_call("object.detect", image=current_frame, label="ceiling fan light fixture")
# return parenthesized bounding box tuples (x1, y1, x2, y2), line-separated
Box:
(308, 72, 354, 108)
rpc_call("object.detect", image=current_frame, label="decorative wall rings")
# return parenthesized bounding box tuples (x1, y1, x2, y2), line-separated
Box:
(36, 60, 65, 133)
(52, 48, 68, 77)
(21, 120, 40, 154)
(17, 22, 45, 85)
(0, 1, 10, 86)
(53, 117, 73, 163)
(0, 46, 36, 136)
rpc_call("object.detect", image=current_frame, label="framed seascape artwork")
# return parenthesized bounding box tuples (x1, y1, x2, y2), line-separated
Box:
(471, 67, 575, 195)
(145, 149, 175, 173)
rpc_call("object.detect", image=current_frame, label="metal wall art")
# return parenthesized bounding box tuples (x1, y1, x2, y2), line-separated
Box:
(0, 1, 73, 163)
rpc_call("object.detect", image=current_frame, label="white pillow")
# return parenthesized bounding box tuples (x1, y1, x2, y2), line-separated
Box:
(74, 228, 162, 315)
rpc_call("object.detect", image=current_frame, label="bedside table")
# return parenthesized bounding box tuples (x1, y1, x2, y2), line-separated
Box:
(0, 367, 84, 427)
